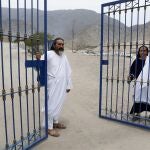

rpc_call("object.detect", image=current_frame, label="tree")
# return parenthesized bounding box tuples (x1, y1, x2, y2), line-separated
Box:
(26, 32, 54, 54)
(14, 32, 54, 54)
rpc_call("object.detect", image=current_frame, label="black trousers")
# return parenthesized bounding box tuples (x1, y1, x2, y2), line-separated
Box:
(130, 102, 150, 114)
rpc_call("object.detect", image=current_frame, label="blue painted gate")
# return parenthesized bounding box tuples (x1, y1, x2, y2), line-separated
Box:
(0, 0, 48, 149)
(100, 0, 150, 129)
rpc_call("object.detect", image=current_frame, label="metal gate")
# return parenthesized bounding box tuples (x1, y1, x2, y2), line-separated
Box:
(100, 0, 150, 129)
(0, 0, 48, 149)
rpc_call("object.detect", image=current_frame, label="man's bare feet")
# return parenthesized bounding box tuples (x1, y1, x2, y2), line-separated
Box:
(48, 129, 60, 137)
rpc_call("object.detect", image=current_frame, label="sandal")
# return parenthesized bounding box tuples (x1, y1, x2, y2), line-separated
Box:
(131, 114, 140, 122)
(53, 123, 66, 129)
(48, 129, 60, 137)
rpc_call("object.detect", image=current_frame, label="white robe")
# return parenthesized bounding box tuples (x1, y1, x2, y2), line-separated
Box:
(42, 51, 72, 129)
(134, 55, 150, 104)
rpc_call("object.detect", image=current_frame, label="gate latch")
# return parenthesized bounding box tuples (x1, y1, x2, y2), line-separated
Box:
(25, 60, 45, 86)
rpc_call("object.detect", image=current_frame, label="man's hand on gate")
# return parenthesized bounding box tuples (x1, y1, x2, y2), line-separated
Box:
(127, 75, 131, 84)
(36, 52, 41, 60)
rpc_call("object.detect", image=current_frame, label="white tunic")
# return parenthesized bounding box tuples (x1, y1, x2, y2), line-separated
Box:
(134, 55, 150, 104)
(42, 51, 72, 129)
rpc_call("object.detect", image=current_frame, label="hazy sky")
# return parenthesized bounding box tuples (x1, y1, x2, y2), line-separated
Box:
(2, 0, 149, 26)
(1, 0, 113, 12)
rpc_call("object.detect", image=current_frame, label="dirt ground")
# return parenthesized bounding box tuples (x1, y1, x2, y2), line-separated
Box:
(35, 51, 150, 150)
(1, 44, 150, 150)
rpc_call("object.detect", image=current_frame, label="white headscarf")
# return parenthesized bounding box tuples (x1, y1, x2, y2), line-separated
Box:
(134, 55, 150, 103)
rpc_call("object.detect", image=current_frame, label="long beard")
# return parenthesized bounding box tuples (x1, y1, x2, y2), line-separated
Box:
(59, 51, 64, 56)
(58, 48, 64, 56)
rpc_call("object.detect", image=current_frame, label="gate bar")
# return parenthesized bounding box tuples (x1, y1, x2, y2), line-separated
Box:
(132, 0, 140, 122)
(105, 6, 111, 116)
(17, 0, 24, 148)
(126, 0, 134, 121)
(121, 2, 127, 120)
(8, 0, 17, 148)
(44, 0, 48, 139)
(99, 3, 104, 117)
(24, 0, 30, 145)
(110, 5, 116, 118)
(143, 0, 149, 125)
(36, 0, 42, 136)
(115, 3, 121, 119)
(0, 0, 9, 148)
(102, 0, 134, 7)
(31, 0, 36, 141)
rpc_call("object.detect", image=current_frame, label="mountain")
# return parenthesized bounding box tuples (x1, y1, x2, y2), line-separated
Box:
(1, 8, 100, 39)
(1, 8, 150, 50)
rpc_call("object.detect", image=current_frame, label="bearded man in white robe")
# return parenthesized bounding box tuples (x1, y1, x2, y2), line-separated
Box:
(37, 37, 72, 137)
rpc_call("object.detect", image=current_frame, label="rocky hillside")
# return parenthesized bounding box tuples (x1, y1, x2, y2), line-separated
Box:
(1, 8, 150, 50)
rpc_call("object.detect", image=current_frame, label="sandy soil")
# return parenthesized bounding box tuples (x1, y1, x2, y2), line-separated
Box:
(35, 51, 150, 150)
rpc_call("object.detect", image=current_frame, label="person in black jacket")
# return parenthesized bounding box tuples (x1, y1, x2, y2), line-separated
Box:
(127, 45, 150, 120)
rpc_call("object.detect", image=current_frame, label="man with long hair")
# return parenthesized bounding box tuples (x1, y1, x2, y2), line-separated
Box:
(128, 45, 150, 120)
(37, 37, 72, 137)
